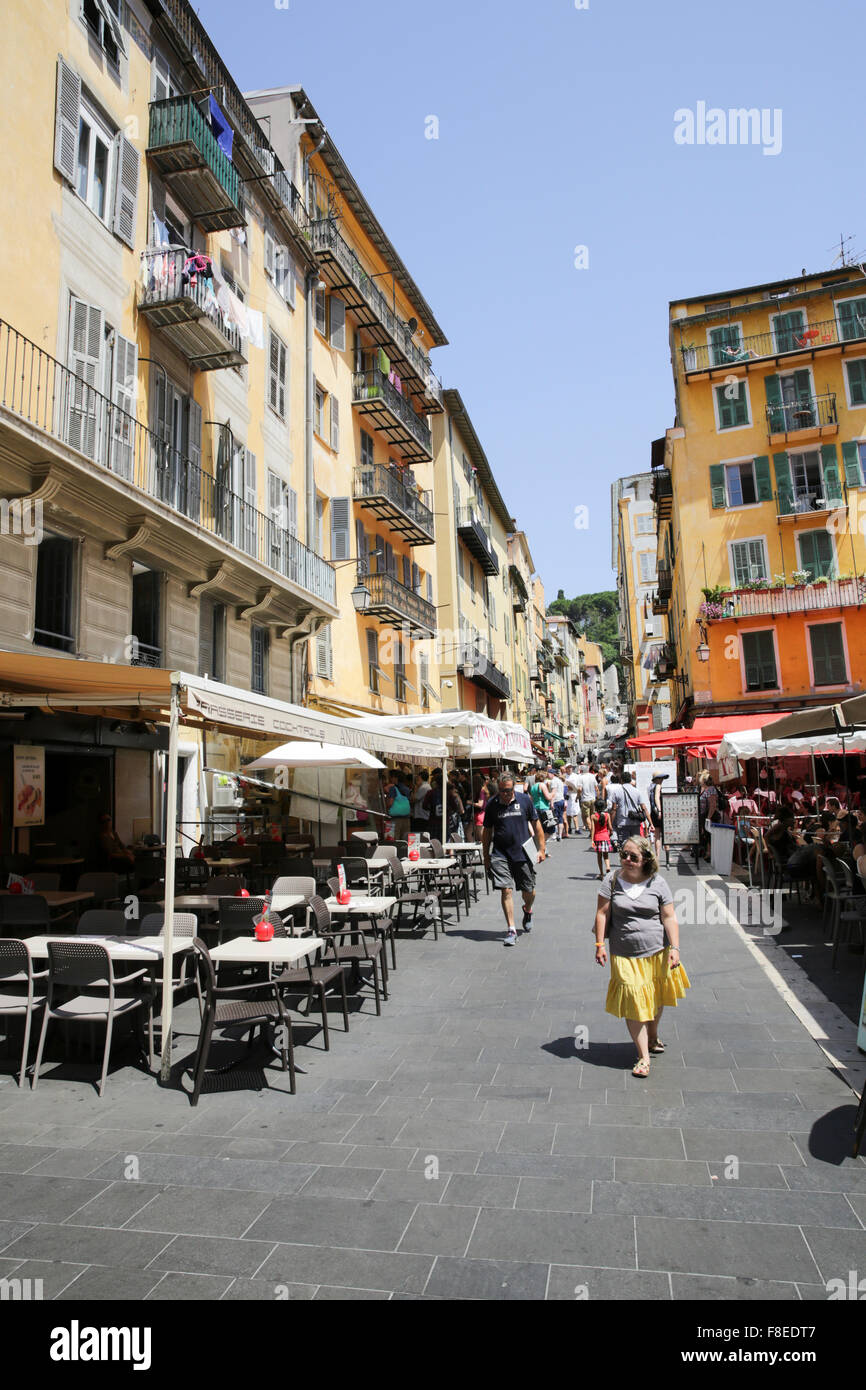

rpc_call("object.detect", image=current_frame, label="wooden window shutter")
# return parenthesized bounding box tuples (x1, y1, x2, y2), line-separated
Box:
(330, 497, 350, 561)
(67, 296, 103, 458)
(110, 333, 136, 478)
(426, 573, 433, 603)
(54, 58, 81, 183)
(773, 452, 792, 514)
(847, 360, 866, 407)
(112, 133, 139, 248)
(199, 595, 214, 677)
(793, 368, 813, 403)
(838, 298, 866, 343)
(709, 464, 726, 508)
(330, 396, 340, 452)
(330, 297, 346, 350)
(264, 231, 275, 278)
(316, 624, 333, 679)
(764, 373, 782, 427)
(753, 455, 772, 501)
(412, 561, 420, 593)
(842, 441, 862, 487)
(821, 444, 843, 504)
(375, 534, 385, 572)
(402, 555, 411, 588)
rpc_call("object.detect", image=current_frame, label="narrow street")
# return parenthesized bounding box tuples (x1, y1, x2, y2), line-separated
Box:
(0, 835, 862, 1301)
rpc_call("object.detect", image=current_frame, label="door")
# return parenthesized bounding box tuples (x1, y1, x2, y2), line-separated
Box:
(789, 451, 822, 512)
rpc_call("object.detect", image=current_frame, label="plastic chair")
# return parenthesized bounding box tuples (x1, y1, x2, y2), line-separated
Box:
(216, 897, 266, 947)
(187, 938, 295, 1106)
(318, 889, 386, 1014)
(0, 940, 47, 1086)
(0, 895, 51, 938)
(271, 910, 349, 1049)
(207, 874, 247, 896)
(77, 908, 133, 936)
(390, 859, 442, 942)
(32, 941, 153, 1096)
(76, 872, 122, 908)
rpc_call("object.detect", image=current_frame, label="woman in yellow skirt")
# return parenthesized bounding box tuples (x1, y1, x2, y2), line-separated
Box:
(594, 836, 690, 1077)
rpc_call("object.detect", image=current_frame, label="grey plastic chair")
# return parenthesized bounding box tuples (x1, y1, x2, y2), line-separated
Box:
(0, 939, 47, 1086)
(207, 874, 247, 896)
(76, 872, 122, 907)
(0, 894, 51, 938)
(32, 941, 153, 1097)
(77, 908, 133, 936)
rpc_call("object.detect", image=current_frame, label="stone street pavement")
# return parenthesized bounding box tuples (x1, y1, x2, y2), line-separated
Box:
(0, 835, 864, 1301)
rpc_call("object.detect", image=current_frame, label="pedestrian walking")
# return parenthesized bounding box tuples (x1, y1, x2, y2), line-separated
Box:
(547, 766, 567, 841)
(607, 770, 651, 846)
(482, 771, 546, 946)
(471, 774, 490, 843)
(593, 836, 690, 1076)
(576, 763, 599, 834)
(591, 797, 612, 877)
(412, 768, 432, 832)
(565, 766, 581, 836)
(648, 771, 668, 860)
(384, 770, 412, 843)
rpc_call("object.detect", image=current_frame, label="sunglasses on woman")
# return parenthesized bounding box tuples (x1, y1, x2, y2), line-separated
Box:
(620, 851, 642, 863)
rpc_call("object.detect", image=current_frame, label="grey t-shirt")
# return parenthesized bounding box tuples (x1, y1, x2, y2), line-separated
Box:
(598, 870, 673, 957)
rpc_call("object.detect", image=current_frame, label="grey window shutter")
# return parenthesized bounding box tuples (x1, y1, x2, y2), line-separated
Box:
(199, 595, 214, 677)
(330, 297, 346, 351)
(264, 231, 275, 277)
(287, 486, 298, 536)
(385, 541, 395, 575)
(330, 396, 340, 452)
(426, 573, 433, 602)
(54, 58, 80, 184)
(316, 626, 331, 678)
(402, 555, 411, 588)
(67, 296, 103, 458)
(330, 496, 350, 560)
(243, 449, 257, 554)
(112, 133, 139, 248)
(186, 396, 202, 520)
(412, 561, 420, 593)
(355, 520, 369, 574)
(275, 247, 295, 306)
(110, 333, 136, 478)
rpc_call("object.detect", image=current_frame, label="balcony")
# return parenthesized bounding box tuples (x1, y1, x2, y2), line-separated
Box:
(352, 365, 432, 462)
(703, 577, 866, 622)
(362, 570, 437, 638)
(137, 249, 246, 370)
(311, 219, 443, 411)
(457, 639, 511, 700)
(0, 318, 336, 613)
(353, 462, 434, 546)
(766, 393, 838, 444)
(652, 562, 672, 613)
(651, 467, 673, 519)
(456, 506, 499, 575)
(146, 97, 245, 232)
(680, 314, 866, 379)
(776, 483, 845, 519)
(652, 643, 677, 680)
(509, 563, 528, 612)
(129, 640, 162, 668)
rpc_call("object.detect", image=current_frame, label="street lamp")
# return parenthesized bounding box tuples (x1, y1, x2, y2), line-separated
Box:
(696, 618, 710, 663)
(350, 581, 370, 612)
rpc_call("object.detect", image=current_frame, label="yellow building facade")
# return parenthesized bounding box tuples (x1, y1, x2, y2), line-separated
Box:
(657, 266, 866, 722)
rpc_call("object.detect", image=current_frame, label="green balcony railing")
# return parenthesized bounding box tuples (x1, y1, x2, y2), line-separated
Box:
(148, 96, 242, 210)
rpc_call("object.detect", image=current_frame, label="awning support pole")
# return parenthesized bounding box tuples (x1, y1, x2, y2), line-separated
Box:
(442, 756, 448, 847)
(159, 681, 180, 1085)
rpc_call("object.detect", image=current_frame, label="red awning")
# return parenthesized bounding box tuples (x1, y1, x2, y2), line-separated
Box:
(626, 713, 788, 753)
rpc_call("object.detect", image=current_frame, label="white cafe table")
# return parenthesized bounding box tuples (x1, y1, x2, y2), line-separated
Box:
(324, 895, 395, 916)
(23, 934, 189, 962)
(209, 936, 323, 966)
(444, 842, 483, 854)
(269, 894, 306, 915)
(350, 831, 379, 843)
(400, 858, 454, 872)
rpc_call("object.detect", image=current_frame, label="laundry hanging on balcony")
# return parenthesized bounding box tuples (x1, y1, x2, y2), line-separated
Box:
(207, 94, 234, 161)
(377, 347, 390, 375)
(181, 253, 213, 287)
(217, 283, 249, 338)
(246, 308, 264, 350)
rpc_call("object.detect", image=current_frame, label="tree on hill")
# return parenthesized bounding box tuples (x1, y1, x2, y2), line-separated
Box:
(548, 589, 622, 678)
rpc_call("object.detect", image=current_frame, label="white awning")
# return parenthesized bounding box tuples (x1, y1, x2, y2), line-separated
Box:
(319, 706, 534, 762)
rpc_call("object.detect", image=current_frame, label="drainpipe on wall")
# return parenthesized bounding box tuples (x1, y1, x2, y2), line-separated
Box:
(302, 127, 327, 552)
(447, 410, 464, 708)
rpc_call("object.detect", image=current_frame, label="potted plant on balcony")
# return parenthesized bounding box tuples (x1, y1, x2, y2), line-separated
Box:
(791, 568, 811, 588)
(770, 574, 786, 591)
(698, 599, 725, 621)
(700, 584, 727, 603)
(811, 575, 829, 588)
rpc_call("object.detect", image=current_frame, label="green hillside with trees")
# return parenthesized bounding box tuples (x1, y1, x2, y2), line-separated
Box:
(547, 590, 622, 679)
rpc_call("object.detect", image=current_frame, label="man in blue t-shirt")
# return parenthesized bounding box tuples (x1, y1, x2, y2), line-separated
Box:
(482, 771, 546, 946)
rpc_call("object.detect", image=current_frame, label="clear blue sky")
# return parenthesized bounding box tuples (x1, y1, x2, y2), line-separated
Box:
(198, 0, 863, 601)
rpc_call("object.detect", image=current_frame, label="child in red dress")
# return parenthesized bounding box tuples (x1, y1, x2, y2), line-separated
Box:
(591, 797, 612, 878)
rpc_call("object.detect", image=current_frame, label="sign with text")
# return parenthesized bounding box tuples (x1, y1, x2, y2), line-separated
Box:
(661, 791, 700, 846)
(13, 746, 44, 827)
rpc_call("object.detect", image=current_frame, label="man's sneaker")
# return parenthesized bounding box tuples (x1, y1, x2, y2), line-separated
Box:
(503, 931, 518, 947)
(522, 909, 533, 932)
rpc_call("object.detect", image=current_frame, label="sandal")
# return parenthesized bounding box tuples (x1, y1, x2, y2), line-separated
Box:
(632, 1058, 651, 1078)
(648, 1040, 666, 1054)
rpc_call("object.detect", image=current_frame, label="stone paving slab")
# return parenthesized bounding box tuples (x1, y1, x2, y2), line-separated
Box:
(0, 836, 863, 1300)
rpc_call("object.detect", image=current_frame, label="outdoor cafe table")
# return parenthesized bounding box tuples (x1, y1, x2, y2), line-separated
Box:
(0, 889, 94, 911)
(166, 893, 305, 917)
(444, 842, 483, 855)
(400, 858, 455, 872)
(324, 895, 396, 917)
(22, 933, 190, 963)
(203, 857, 249, 870)
(209, 936, 323, 966)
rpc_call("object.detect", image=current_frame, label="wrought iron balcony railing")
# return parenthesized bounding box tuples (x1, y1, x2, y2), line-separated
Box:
(353, 462, 434, 545)
(137, 248, 246, 370)
(311, 218, 443, 409)
(680, 313, 866, 375)
(352, 366, 432, 460)
(766, 392, 837, 439)
(457, 638, 511, 700)
(0, 319, 336, 607)
(651, 468, 673, 517)
(456, 505, 499, 575)
(362, 570, 437, 636)
(703, 576, 866, 620)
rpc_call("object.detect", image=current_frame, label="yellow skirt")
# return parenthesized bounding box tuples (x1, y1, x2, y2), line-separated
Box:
(605, 949, 691, 1022)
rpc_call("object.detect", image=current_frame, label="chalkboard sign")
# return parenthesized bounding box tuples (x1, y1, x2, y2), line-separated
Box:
(660, 791, 700, 867)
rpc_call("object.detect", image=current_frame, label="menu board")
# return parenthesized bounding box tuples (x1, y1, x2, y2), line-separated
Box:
(13, 746, 45, 827)
(661, 791, 700, 846)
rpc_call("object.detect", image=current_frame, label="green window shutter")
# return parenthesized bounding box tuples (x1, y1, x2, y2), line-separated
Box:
(709, 325, 741, 366)
(753, 455, 772, 501)
(842, 441, 863, 487)
(765, 374, 782, 432)
(799, 530, 834, 580)
(715, 382, 747, 429)
(742, 631, 777, 690)
(810, 623, 847, 685)
(709, 463, 726, 508)
(838, 298, 866, 343)
(821, 444, 843, 504)
(774, 311, 804, 353)
(773, 451, 792, 514)
(793, 368, 813, 403)
(847, 360, 866, 407)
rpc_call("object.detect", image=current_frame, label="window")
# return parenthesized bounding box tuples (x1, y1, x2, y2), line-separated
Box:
(55, 60, 139, 245)
(634, 514, 655, 534)
(394, 639, 407, 702)
(34, 534, 76, 652)
(765, 369, 814, 433)
(367, 628, 384, 694)
(268, 330, 287, 419)
(251, 625, 269, 695)
(131, 565, 161, 666)
(836, 297, 866, 343)
(314, 383, 325, 438)
(314, 289, 327, 336)
(469, 561, 475, 598)
(845, 359, 866, 408)
(708, 323, 742, 367)
(426, 573, 433, 604)
(330, 497, 350, 561)
(809, 622, 847, 686)
(725, 460, 758, 506)
(330, 396, 340, 452)
(360, 429, 374, 469)
(420, 652, 430, 708)
(730, 538, 768, 588)
(714, 380, 749, 430)
(844, 442, 866, 488)
(82, 0, 124, 68)
(199, 596, 225, 682)
(797, 529, 835, 581)
(274, 246, 295, 307)
(741, 631, 777, 691)
(771, 309, 805, 354)
(638, 551, 656, 582)
(66, 295, 104, 459)
(329, 297, 346, 351)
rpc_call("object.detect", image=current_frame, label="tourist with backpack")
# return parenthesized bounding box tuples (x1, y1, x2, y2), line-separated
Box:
(591, 797, 612, 878)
